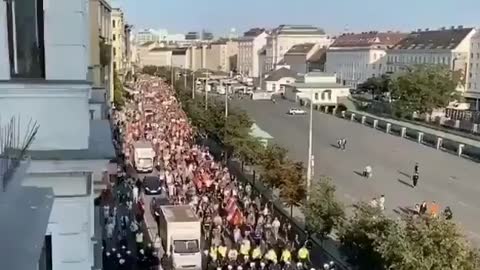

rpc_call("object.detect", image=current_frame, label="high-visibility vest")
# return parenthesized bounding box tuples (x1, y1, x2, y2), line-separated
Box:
(266, 249, 277, 263)
(240, 244, 250, 256)
(251, 247, 262, 259)
(218, 246, 227, 258)
(210, 247, 218, 261)
(281, 250, 291, 262)
(298, 247, 309, 260)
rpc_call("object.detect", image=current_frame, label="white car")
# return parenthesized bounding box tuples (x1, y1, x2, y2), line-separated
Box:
(288, 108, 306, 115)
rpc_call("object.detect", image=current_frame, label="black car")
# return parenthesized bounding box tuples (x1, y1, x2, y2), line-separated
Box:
(143, 175, 162, 195)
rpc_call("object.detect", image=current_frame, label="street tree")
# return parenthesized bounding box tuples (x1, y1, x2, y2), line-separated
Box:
(377, 216, 480, 270)
(390, 65, 461, 117)
(260, 144, 289, 188)
(304, 176, 345, 239)
(357, 74, 391, 99)
(279, 161, 307, 217)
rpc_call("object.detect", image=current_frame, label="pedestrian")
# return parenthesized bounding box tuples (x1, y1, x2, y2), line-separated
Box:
(419, 201, 428, 215)
(378, 195, 385, 211)
(341, 138, 347, 150)
(414, 162, 419, 174)
(412, 172, 419, 187)
(370, 197, 378, 208)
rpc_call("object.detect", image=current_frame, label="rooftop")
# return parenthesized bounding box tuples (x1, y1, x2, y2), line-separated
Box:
(292, 82, 347, 89)
(15, 120, 116, 161)
(243, 28, 266, 37)
(264, 67, 298, 81)
(285, 43, 316, 55)
(161, 205, 199, 223)
(390, 27, 474, 50)
(274, 25, 325, 36)
(307, 47, 327, 63)
(331, 31, 408, 48)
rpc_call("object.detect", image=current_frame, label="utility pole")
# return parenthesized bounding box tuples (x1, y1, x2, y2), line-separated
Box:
(306, 89, 314, 201)
(183, 68, 187, 90)
(225, 83, 229, 117)
(170, 65, 174, 87)
(192, 71, 196, 99)
(205, 72, 210, 110)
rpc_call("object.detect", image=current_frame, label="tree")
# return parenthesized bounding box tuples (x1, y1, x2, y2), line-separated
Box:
(113, 71, 125, 109)
(304, 177, 345, 239)
(339, 202, 394, 269)
(377, 216, 480, 270)
(260, 144, 289, 188)
(390, 65, 461, 117)
(357, 74, 391, 99)
(279, 161, 307, 218)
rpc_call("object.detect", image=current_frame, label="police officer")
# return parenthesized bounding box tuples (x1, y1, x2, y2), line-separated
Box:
(297, 245, 310, 265)
(218, 243, 228, 264)
(240, 241, 251, 263)
(265, 248, 277, 264)
(228, 246, 239, 264)
(209, 244, 219, 268)
(280, 248, 291, 264)
(251, 245, 262, 262)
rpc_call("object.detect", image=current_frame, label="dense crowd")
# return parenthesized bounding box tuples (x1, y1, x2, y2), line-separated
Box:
(114, 75, 338, 270)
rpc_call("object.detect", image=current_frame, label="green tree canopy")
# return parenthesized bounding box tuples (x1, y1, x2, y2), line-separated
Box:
(279, 161, 307, 217)
(357, 74, 391, 97)
(113, 71, 125, 109)
(305, 176, 345, 239)
(260, 144, 289, 188)
(390, 65, 461, 117)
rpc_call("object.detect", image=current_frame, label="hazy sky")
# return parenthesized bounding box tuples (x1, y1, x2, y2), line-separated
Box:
(111, 0, 480, 36)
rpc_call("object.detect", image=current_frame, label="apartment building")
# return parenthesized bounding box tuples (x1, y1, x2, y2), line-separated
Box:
(466, 31, 480, 110)
(89, 0, 114, 109)
(137, 28, 158, 44)
(282, 43, 327, 74)
(237, 28, 268, 77)
(387, 27, 476, 93)
(326, 31, 407, 88)
(264, 25, 332, 72)
(0, 0, 115, 269)
(203, 40, 238, 72)
(111, 8, 125, 75)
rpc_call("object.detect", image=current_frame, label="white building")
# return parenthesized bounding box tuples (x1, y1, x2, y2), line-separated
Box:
(469, 31, 480, 110)
(237, 28, 269, 77)
(111, 8, 125, 74)
(263, 67, 299, 92)
(325, 32, 407, 88)
(264, 25, 332, 72)
(137, 29, 158, 44)
(285, 72, 350, 109)
(386, 26, 476, 93)
(0, 0, 115, 269)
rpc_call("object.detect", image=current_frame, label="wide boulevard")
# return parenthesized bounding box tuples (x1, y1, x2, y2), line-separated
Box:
(232, 98, 480, 245)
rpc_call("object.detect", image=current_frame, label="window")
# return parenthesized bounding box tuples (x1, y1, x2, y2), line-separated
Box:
(113, 34, 116, 41)
(113, 47, 116, 56)
(112, 19, 116, 28)
(113, 61, 117, 70)
(6, 0, 46, 78)
(315, 92, 319, 100)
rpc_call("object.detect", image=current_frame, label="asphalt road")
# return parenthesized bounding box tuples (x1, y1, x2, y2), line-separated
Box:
(232, 98, 480, 246)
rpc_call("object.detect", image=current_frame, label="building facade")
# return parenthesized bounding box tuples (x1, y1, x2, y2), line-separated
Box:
(283, 43, 327, 74)
(89, 0, 114, 104)
(111, 8, 125, 75)
(466, 31, 480, 110)
(264, 25, 332, 72)
(203, 40, 238, 72)
(325, 32, 407, 88)
(387, 27, 476, 92)
(0, 0, 115, 269)
(237, 28, 268, 77)
(136, 28, 158, 44)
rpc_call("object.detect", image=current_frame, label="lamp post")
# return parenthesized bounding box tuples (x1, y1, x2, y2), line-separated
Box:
(205, 71, 211, 110)
(306, 89, 314, 201)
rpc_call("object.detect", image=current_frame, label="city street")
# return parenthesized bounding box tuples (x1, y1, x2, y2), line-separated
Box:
(232, 98, 480, 245)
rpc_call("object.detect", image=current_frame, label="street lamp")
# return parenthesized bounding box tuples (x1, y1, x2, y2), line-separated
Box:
(204, 71, 211, 110)
(306, 88, 314, 201)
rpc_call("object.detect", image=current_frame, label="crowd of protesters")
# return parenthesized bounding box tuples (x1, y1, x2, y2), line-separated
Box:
(111, 74, 340, 270)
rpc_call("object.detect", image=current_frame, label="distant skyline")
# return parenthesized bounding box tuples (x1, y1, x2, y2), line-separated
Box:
(111, 0, 480, 36)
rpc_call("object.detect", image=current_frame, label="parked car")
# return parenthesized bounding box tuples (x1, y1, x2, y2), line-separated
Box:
(288, 108, 306, 115)
(143, 175, 162, 195)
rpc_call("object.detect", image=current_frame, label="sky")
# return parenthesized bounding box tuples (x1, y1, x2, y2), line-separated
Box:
(111, 0, 480, 36)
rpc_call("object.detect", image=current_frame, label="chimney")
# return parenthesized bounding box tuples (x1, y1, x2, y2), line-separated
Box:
(425, 28, 429, 31)
(450, 26, 455, 30)
(417, 28, 421, 32)
(441, 27, 446, 30)
(458, 25, 463, 29)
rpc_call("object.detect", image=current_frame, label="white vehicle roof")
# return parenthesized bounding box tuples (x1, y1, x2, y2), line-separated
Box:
(160, 205, 199, 223)
(133, 141, 152, 148)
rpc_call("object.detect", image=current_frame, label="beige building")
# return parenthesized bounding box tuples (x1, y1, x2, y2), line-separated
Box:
(203, 40, 238, 72)
(89, 0, 113, 104)
(387, 27, 476, 93)
(466, 31, 480, 110)
(265, 25, 332, 72)
(238, 28, 269, 77)
(111, 8, 125, 75)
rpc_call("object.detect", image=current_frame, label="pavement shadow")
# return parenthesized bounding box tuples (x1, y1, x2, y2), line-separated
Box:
(353, 171, 364, 177)
(397, 178, 413, 188)
(397, 170, 411, 179)
(393, 206, 414, 218)
(330, 143, 341, 149)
